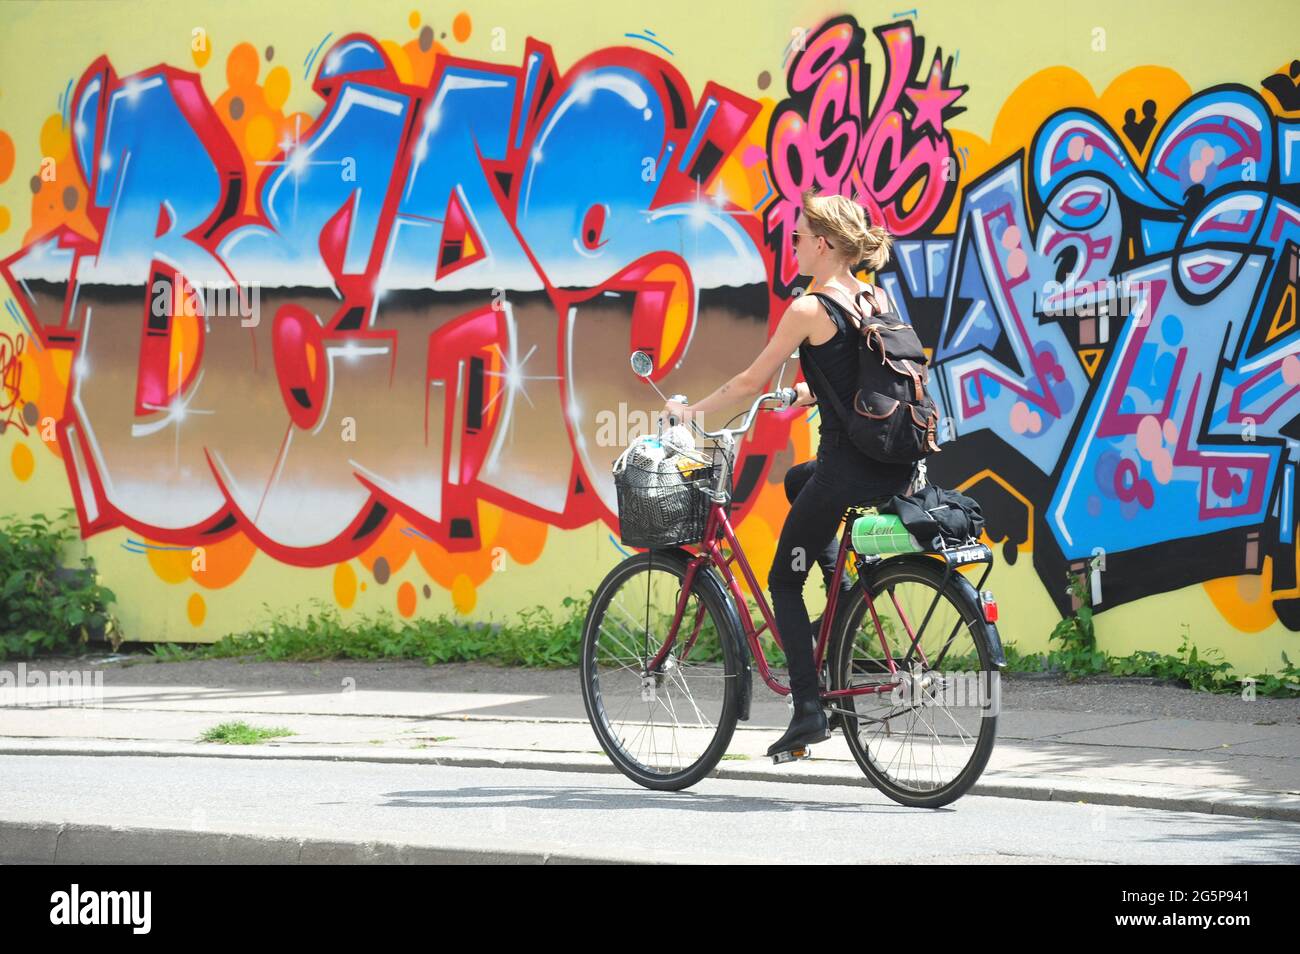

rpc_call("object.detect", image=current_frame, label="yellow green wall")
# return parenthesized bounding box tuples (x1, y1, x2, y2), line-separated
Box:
(1, 1, 1297, 678)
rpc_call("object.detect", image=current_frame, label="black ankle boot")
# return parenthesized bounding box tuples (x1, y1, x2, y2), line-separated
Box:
(766, 697, 831, 757)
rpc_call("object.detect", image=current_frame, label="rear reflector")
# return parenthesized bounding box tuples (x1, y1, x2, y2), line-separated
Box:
(980, 590, 998, 623)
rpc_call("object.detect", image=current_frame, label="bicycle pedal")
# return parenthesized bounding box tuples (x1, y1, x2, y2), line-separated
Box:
(771, 746, 812, 765)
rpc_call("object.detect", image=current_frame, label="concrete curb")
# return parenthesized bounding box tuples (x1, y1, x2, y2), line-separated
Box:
(3, 739, 1298, 822)
(0, 821, 636, 864)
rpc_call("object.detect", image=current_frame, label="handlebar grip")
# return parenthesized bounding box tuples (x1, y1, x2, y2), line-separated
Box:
(660, 394, 689, 430)
(778, 387, 798, 408)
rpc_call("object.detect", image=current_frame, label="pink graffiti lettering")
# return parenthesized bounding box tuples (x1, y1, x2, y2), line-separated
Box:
(765, 16, 965, 291)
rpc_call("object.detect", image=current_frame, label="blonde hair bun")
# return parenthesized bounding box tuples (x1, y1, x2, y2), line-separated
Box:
(800, 189, 893, 271)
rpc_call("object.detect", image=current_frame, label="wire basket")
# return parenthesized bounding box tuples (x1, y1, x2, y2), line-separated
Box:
(613, 443, 730, 549)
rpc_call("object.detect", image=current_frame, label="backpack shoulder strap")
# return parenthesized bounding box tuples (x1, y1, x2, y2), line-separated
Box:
(807, 292, 843, 332)
(852, 283, 892, 322)
(871, 283, 890, 314)
(807, 290, 856, 336)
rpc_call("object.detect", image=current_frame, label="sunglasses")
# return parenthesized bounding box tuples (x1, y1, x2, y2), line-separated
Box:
(791, 230, 834, 250)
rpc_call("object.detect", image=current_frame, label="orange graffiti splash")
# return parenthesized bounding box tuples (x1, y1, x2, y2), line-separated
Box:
(401, 28, 450, 89)
(17, 344, 71, 459)
(187, 592, 207, 626)
(1205, 558, 1282, 634)
(192, 532, 258, 588)
(451, 573, 474, 613)
(142, 531, 257, 589)
(23, 113, 98, 246)
(396, 580, 417, 617)
(0, 129, 14, 183)
(212, 42, 313, 214)
(356, 517, 418, 580)
(10, 442, 34, 481)
(333, 562, 357, 608)
(145, 541, 191, 584)
(452, 13, 472, 44)
(350, 500, 549, 608)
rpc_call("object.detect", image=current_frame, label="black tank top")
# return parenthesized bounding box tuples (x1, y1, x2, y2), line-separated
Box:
(797, 292, 862, 438)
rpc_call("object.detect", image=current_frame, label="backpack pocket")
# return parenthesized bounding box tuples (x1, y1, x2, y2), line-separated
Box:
(851, 390, 940, 464)
(855, 390, 899, 420)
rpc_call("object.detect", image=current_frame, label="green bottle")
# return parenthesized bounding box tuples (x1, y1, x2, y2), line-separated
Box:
(851, 512, 923, 556)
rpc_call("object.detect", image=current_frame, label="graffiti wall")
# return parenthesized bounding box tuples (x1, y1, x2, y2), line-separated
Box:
(0, 0, 1296, 673)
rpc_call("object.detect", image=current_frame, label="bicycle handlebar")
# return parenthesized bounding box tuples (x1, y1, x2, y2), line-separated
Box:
(659, 387, 797, 442)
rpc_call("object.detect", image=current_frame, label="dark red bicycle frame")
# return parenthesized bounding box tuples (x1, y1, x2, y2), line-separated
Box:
(645, 495, 932, 700)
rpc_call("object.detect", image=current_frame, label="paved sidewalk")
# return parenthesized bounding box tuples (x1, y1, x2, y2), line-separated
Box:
(1, 655, 1298, 822)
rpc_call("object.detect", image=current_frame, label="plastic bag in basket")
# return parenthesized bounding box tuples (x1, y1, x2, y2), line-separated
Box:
(612, 434, 713, 548)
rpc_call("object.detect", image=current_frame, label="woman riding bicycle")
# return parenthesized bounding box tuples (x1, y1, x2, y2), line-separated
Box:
(661, 189, 914, 759)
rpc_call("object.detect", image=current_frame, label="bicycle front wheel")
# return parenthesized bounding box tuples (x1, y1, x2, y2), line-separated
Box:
(829, 557, 999, 808)
(580, 549, 743, 791)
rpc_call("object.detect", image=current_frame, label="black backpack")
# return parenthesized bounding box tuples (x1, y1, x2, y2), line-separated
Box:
(802, 286, 942, 465)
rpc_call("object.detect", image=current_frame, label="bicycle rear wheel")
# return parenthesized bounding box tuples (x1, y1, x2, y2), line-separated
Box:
(580, 549, 744, 791)
(829, 557, 999, 808)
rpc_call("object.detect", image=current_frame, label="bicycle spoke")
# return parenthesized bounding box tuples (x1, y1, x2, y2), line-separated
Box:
(598, 620, 649, 666)
(608, 595, 654, 647)
(647, 704, 658, 770)
(624, 703, 651, 755)
(833, 565, 996, 802)
(657, 686, 684, 772)
(584, 558, 734, 781)
(926, 683, 978, 747)
(670, 663, 731, 678)
(608, 680, 645, 737)
(594, 655, 643, 680)
(909, 701, 947, 789)
(667, 665, 715, 729)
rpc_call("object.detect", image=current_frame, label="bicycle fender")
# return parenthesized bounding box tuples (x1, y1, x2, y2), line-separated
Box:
(859, 554, 1007, 669)
(658, 547, 753, 722)
(984, 622, 1007, 669)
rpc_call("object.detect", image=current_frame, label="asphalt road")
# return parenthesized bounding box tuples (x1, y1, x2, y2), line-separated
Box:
(2, 754, 1296, 864)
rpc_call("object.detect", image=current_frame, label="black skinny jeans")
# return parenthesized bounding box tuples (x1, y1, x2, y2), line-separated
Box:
(767, 430, 914, 704)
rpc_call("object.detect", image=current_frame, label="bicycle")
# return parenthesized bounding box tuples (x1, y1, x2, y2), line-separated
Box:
(578, 350, 1007, 808)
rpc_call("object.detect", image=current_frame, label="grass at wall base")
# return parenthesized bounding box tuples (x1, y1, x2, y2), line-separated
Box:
(1000, 571, 1300, 697)
(155, 579, 1297, 698)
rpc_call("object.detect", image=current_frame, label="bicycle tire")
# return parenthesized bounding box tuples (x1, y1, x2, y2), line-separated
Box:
(580, 548, 744, 791)
(828, 556, 999, 808)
